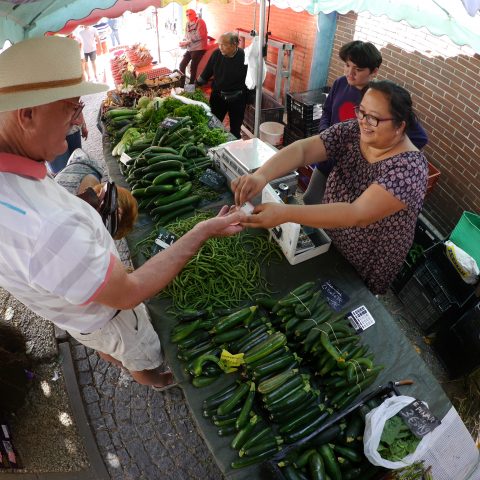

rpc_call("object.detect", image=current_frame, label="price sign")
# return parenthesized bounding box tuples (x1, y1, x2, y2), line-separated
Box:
(398, 399, 441, 438)
(320, 280, 349, 311)
(151, 227, 177, 255)
(161, 117, 180, 129)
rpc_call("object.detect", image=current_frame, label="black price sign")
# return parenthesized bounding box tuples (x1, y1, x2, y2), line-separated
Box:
(320, 280, 349, 311)
(398, 399, 441, 438)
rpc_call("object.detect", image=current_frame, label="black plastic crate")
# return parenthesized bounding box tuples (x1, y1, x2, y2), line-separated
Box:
(243, 91, 284, 133)
(283, 124, 305, 147)
(398, 243, 476, 331)
(285, 119, 320, 138)
(286, 87, 329, 131)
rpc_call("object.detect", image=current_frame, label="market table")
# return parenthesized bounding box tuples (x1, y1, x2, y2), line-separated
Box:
(101, 134, 479, 480)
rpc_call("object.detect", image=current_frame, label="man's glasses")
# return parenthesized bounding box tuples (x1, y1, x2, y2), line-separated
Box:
(62, 99, 85, 121)
(354, 106, 393, 127)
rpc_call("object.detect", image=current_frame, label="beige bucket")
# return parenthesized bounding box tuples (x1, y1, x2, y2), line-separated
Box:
(259, 121, 284, 147)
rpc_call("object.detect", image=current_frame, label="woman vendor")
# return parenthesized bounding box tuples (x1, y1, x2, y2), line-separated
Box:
(303, 40, 428, 205)
(232, 80, 428, 294)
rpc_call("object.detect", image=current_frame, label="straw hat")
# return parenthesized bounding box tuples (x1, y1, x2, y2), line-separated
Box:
(0, 36, 108, 113)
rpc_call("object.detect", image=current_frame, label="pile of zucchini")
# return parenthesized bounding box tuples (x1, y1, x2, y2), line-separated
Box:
(168, 281, 384, 470)
(122, 117, 214, 224)
(278, 400, 386, 480)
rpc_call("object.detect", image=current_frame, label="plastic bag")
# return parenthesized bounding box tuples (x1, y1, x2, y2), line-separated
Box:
(445, 240, 479, 284)
(364, 396, 433, 469)
(244, 35, 266, 90)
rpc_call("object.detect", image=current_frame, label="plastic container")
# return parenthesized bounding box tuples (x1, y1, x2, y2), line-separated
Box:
(426, 162, 441, 194)
(259, 121, 284, 147)
(449, 211, 480, 266)
(286, 87, 329, 134)
(243, 91, 284, 133)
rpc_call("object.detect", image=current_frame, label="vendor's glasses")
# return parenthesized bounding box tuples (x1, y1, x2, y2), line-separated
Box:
(62, 99, 85, 121)
(354, 106, 394, 127)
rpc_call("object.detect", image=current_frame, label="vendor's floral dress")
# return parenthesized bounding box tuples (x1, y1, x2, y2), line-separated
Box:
(320, 120, 428, 294)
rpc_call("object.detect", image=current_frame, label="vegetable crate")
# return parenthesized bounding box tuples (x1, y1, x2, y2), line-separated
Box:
(263, 383, 400, 480)
(243, 91, 284, 133)
(286, 87, 329, 136)
(398, 243, 477, 332)
(426, 162, 440, 194)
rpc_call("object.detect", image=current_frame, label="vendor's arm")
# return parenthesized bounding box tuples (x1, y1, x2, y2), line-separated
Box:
(196, 50, 216, 85)
(92, 206, 245, 309)
(243, 182, 405, 229)
(232, 135, 327, 205)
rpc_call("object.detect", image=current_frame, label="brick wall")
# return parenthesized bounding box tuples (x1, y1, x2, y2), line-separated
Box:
(328, 12, 480, 236)
(201, 3, 316, 94)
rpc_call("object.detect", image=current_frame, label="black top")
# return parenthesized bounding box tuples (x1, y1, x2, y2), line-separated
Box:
(197, 48, 248, 92)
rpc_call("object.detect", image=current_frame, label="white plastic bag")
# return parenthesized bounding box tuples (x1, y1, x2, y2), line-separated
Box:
(445, 240, 479, 284)
(244, 36, 266, 90)
(364, 396, 434, 469)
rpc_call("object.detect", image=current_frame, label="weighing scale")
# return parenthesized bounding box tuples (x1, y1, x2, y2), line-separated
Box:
(210, 138, 298, 201)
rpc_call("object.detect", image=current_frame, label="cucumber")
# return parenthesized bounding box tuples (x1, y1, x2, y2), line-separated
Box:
(152, 169, 189, 186)
(151, 195, 200, 214)
(155, 205, 195, 226)
(147, 155, 186, 165)
(144, 184, 177, 195)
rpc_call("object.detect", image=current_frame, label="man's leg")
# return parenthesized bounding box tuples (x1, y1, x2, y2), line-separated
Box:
(227, 94, 247, 139)
(209, 91, 228, 123)
(130, 368, 174, 387)
(178, 51, 192, 88)
(188, 50, 206, 84)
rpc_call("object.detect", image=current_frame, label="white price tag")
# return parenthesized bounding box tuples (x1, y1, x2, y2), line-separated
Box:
(348, 305, 375, 332)
(119, 152, 132, 166)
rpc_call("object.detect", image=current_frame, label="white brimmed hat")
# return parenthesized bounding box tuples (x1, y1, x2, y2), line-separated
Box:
(0, 36, 108, 113)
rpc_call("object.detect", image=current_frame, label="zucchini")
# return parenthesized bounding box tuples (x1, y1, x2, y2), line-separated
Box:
(309, 452, 327, 480)
(252, 353, 299, 380)
(213, 327, 248, 345)
(319, 444, 342, 480)
(284, 411, 330, 444)
(217, 425, 236, 436)
(294, 448, 317, 469)
(230, 414, 259, 450)
(332, 444, 362, 463)
(258, 368, 297, 394)
(278, 405, 324, 434)
(217, 382, 250, 416)
(212, 306, 257, 334)
(262, 374, 307, 404)
(203, 382, 238, 410)
(241, 426, 274, 451)
(239, 436, 283, 457)
(235, 382, 255, 430)
(230, 447, 278, 468)
(192, 376, 217, 388)
(243, 332, 288, 365)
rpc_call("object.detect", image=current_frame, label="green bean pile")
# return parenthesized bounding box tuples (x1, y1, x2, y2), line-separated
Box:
(134, 212, 282, 310)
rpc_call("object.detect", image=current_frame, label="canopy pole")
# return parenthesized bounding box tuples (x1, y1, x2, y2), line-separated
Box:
(254, 0, 266, 138)
(155, 8, 161, 63)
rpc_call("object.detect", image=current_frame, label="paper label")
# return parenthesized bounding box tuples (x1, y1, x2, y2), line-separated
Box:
(119, 152, 132, 165)
(220, 349, 245, 368)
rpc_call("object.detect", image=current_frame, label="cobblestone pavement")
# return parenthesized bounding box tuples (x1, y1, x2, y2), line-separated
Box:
(75, 92, 224, 480)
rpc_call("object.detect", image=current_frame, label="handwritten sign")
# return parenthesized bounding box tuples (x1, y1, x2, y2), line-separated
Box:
(398, 399, 441, 438)
(320, 280, 349, 311)
(161, 117, 181, 129)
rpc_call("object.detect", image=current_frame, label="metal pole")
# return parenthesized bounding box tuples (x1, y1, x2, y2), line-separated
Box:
(254, 0, 266, 138)
(155, 8, 161, 63)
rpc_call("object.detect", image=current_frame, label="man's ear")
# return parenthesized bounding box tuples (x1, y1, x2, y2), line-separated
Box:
(370, 67, 379, 79)
(16, 107, 35, 131)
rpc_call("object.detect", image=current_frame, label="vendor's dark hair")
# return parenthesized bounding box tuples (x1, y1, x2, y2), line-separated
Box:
(221, 32, 239, 46)
(367, 80, 418, 130)
(339, 41, 382, 71)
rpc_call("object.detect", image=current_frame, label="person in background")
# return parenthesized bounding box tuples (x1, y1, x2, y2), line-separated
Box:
(78, 25, 100, 82)
(196, 32, 248, 139)
(55, 148, 138, 240)
(107, 18, 121, 47)
(178, 9, 208, 87)
(303, 40, 429, 205)
(93, 18, 111, 56)
(0, 36, 245, 390)
(232, 80, 428, 295)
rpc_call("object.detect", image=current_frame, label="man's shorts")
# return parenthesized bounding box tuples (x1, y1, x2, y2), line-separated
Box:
(68, 303, 162, 372)
(84, 51, 97, 62)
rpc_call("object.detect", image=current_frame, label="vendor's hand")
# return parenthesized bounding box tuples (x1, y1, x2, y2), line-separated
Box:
(196, 205, 246, 238)
(241, 203, 286, 229)
(231, 173, 267, 207)
(179, 41, 188, 48)
(81, 123, 89, 140)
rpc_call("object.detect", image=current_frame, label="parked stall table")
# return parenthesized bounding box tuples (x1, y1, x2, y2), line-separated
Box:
(101, 132, 478, 480)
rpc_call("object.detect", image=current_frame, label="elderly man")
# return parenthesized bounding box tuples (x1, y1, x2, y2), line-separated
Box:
(0, 36, 244, 389)
(196, 32, 248, 139)
(178, 9, 208, 87)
